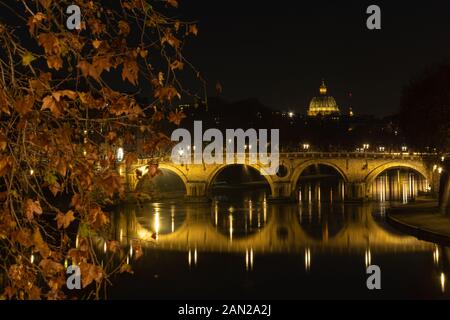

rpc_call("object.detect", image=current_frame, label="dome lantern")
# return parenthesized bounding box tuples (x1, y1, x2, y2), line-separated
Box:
(319, 80, 327, 95)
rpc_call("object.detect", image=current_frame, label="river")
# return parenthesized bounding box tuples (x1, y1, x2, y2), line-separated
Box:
(106, 187, 450, 300)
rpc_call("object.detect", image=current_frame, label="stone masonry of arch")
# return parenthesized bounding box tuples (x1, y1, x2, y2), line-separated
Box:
(120, 152, 437, 202)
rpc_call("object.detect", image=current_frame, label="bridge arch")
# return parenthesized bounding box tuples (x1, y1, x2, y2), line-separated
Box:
(134, 163, 189, 195)
(290, 160, 349, 196)
(205, 163, 276, 197)
(364, 161, 430, 185)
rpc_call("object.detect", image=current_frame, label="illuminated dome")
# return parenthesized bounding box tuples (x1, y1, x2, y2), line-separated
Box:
(307, 81, 340, 117)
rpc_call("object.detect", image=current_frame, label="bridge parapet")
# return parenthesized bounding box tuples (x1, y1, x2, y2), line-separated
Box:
(120, 152, 438, 202)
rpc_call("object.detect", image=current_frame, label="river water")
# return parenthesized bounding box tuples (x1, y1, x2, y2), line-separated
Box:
(107, 188, 450, 300)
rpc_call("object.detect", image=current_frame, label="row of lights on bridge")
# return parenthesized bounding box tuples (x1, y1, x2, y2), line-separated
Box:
(300, 143, 409, 153)
(116, 143, 414, 159)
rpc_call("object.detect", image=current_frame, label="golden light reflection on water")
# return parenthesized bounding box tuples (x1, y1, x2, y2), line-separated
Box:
(305, 248, 311, 272)
(70, 193, 450, 300)
(153, 208, 160, 240)
(188, 248, 198, 268)
(365, 249, 372, 269)
(245, 248, 254, 271)
(433, 246, 440, 265)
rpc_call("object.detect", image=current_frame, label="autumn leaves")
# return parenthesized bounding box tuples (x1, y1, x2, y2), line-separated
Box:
(0, 0, 201, 300)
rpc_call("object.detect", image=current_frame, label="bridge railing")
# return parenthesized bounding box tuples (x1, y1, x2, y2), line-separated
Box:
(132, 151, 438, 163)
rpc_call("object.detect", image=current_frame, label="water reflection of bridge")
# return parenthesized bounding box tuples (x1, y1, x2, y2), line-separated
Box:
(114, 204, 433, 254)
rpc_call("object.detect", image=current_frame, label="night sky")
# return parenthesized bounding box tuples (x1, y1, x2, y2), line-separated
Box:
(180, 0, 450, 117)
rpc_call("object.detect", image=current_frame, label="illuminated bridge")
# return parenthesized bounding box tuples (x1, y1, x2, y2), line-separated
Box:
(119, 152, 439, 202)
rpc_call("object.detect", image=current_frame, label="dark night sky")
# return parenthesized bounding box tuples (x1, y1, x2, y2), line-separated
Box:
(180, 0, 450, 117)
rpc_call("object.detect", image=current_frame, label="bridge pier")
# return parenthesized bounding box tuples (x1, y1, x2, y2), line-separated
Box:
(345, 182, 367, 202)
(269, 182, 296, 202)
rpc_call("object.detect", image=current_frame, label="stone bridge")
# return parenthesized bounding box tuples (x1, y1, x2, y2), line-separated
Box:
(119, 152, 439, 202)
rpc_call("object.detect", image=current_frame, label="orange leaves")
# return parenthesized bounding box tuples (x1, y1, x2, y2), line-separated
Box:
(37, 33, 65, 70)
(0, 210, 17, 239)
(39, 259, 64, 278)
(46, 56, 63, 70)
(15, 95, 34, 116)
(161, 30, 181, 49)
(107, 240, 121, 253)
(41, 96, 64, 118)
(120, 263, 133, 274)
(54, 156, 68, 177)
(87, 18, 105, 35)
(41, 90, 76, 118)
(189, 24, 199, 36)
(27, 12, 47, 35)
(13, 228, 33, 247)
(0, 133, 7, 151)
(170, 60, 184, 71)
(147, 164, 162, 178)
(70, 193, 83, 212)
(122, 57, 139, 86)
(124, 152, 138, 167)
(216, 81, 223, 94)
(154, 86, 181, 102)
(25, 199, 43, 221)
(152, 110, 164, 122)
(166, 0, 179, 8)
(118, 21, 131, 36)
(38, 0, 52, 9)
(168, 109, 186, 125)
(0, 156, 13, 177)
(92, 39, 102, 49)
(98, 171, 124, 198)
(0, 91, 10, 115)
(55, 210, 75, 229)
(37, 33, 61, 56)
(52, 90, 77, 101)
(87, 206, 110, 230)
(79, 262, 103, 288)
(3, 286, 17, 300)
(32, 228, 51, 258)
(133, 242, 143, 260)
(48, 181, 62, 197)
(77, 56, 113, 82)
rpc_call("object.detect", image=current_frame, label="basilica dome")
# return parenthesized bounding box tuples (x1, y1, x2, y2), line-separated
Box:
(307, 81, 340, 117)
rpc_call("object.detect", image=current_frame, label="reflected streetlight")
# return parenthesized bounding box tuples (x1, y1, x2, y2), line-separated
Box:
(433, 246, 440, 265)
(229, 213, 234, 242)
(246, 248, 254, 271)
(305, 248, 311, 272)
(171, 206, 175, 233)
(153, 208, 160, 240)
(365, 249, 372, 268)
